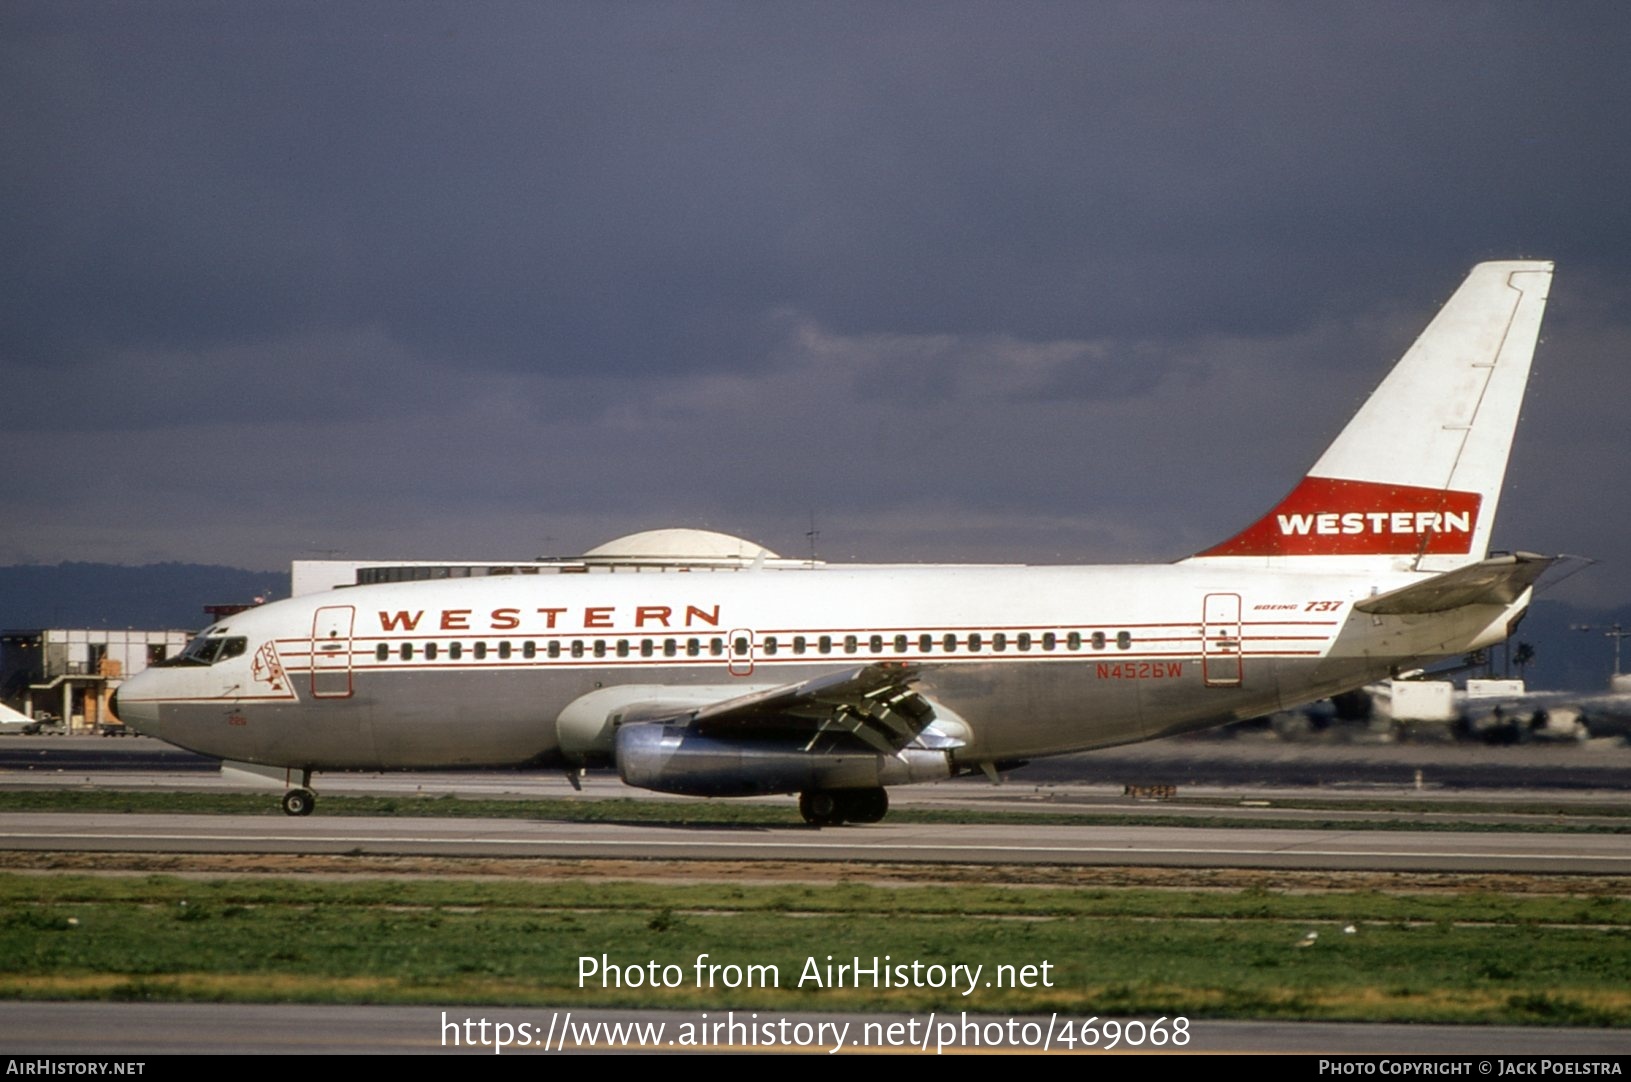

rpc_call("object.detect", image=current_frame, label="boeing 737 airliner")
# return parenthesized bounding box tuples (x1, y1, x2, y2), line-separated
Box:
(115, 262, 1556, 823)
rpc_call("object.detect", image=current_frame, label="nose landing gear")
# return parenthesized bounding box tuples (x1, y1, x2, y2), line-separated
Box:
(280, 787, 316, 816)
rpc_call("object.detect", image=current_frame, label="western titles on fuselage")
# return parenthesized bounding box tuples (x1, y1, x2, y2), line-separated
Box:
(375, 603, 727, 632)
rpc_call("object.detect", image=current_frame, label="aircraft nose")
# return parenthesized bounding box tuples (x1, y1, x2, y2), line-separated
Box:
(110, 675, 162, 737)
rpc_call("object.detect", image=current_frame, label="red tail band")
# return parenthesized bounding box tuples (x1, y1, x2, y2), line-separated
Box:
(1195, 477, 1482, 558)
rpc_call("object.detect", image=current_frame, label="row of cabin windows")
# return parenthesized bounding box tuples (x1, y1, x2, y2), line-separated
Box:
(761, 630, 1132, 654)
(370, 629, 1136, 663)
(375, 638, 733, 662)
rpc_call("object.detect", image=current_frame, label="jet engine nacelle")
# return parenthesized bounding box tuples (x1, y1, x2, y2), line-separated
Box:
(556, 684, 778, 764)
(615, 723, 954, 797)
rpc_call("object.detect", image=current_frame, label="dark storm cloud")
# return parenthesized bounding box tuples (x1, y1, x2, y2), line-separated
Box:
(3, 2, 1629, 601)
(10, 3, 1631, 375)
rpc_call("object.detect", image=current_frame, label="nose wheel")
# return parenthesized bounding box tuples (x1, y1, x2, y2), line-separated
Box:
(799, 788, 888, 826)
(281, 788, 317, 817)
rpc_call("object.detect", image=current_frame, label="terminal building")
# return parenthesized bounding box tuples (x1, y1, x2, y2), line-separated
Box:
(0, 628, 192, 733)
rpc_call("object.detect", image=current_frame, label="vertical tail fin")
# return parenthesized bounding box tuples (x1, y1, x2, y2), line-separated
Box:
(1187, 261, 1553, 571)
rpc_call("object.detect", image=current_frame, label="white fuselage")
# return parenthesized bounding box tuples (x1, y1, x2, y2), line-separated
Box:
(115, 560, 1526, 775)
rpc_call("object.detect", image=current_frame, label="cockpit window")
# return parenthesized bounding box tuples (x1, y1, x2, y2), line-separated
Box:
(161, 634, 250, 667)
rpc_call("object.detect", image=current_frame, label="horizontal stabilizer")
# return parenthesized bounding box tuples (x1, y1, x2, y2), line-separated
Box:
(1353, 552, 1555, 615)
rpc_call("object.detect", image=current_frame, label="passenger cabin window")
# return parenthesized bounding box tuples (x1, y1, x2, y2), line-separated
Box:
(844, 635, 858, 654)
(1042, 632, 1057, 650)
(375, 644, 388, 662)
(894, 635, 908, 653)
(793, 636, 807, 655)
(1017, 632, 1032, 650)
(664, 639, 678, 658)
(641, 639, 654, 658)
(1117, 631, 1132, 650)
(869, 634, 883, 653)
(449, 642, 463, 660)
(400, 643, 413, 660)
(1067, 632, 1081, 651)
(733, 636, 749, 656)
(686, 639, 700, 657)
(499, 641, 513, 659)
(571, 641, 585, 658)
(819, 636, 832, 654)
(919, 633, 933, 652)
(1092, 631, 1106, 650)
(992, 632, 1007, 651)
(968, 632, 983, 651)
(425, 642, 439, 660)
(616, 640, 629, 658)
(709, 638, 724, 656)
(523, 641, 536, 659)
(942, 633, 957, 653)
(763, 636, 778, 655)
(473, 642, 487, 660)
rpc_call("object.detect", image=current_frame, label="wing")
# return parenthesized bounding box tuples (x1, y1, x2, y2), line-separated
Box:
(687, 663, 951, 755)
(559, 664, 964, 800)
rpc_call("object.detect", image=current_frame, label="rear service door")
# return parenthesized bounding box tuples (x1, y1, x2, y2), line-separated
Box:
(1202, 593, 1242, 688)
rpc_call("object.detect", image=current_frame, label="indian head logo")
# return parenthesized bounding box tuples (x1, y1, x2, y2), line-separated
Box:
(1196, 477, 1482, 558)
(250, 641, 296, 698)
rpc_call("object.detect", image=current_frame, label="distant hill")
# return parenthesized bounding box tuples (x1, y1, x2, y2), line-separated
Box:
(0, 563, 289, 632)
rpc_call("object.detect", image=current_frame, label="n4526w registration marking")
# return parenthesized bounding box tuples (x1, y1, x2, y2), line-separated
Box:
(1098, 662, 1185, 680)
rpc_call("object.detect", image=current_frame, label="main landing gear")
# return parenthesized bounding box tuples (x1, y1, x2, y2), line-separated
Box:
(799, 788, 888, 826)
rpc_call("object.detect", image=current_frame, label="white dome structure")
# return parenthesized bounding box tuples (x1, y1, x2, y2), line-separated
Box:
(581, 528, 782, 567)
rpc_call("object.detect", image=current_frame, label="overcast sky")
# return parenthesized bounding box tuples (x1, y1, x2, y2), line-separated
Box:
(4, 3, 1628, 605)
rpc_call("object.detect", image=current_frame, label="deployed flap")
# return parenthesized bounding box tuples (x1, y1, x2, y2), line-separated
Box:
(1354, 552, 1555, 615)
(690, 663, 942, 754)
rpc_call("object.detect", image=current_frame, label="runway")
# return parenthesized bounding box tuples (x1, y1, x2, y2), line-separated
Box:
(3, 735, 1629, 873)
(7, 733, 1631, 790)
(5, 810, 1628, 873)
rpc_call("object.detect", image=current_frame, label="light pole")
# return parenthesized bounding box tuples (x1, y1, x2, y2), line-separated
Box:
(1572, 623, 1627, 678)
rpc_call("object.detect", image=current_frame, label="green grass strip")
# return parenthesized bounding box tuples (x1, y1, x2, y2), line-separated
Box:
(2, 874, 1627, 1025)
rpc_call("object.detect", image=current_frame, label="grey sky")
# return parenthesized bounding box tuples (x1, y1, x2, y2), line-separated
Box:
(3, 3, 1628, 604)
